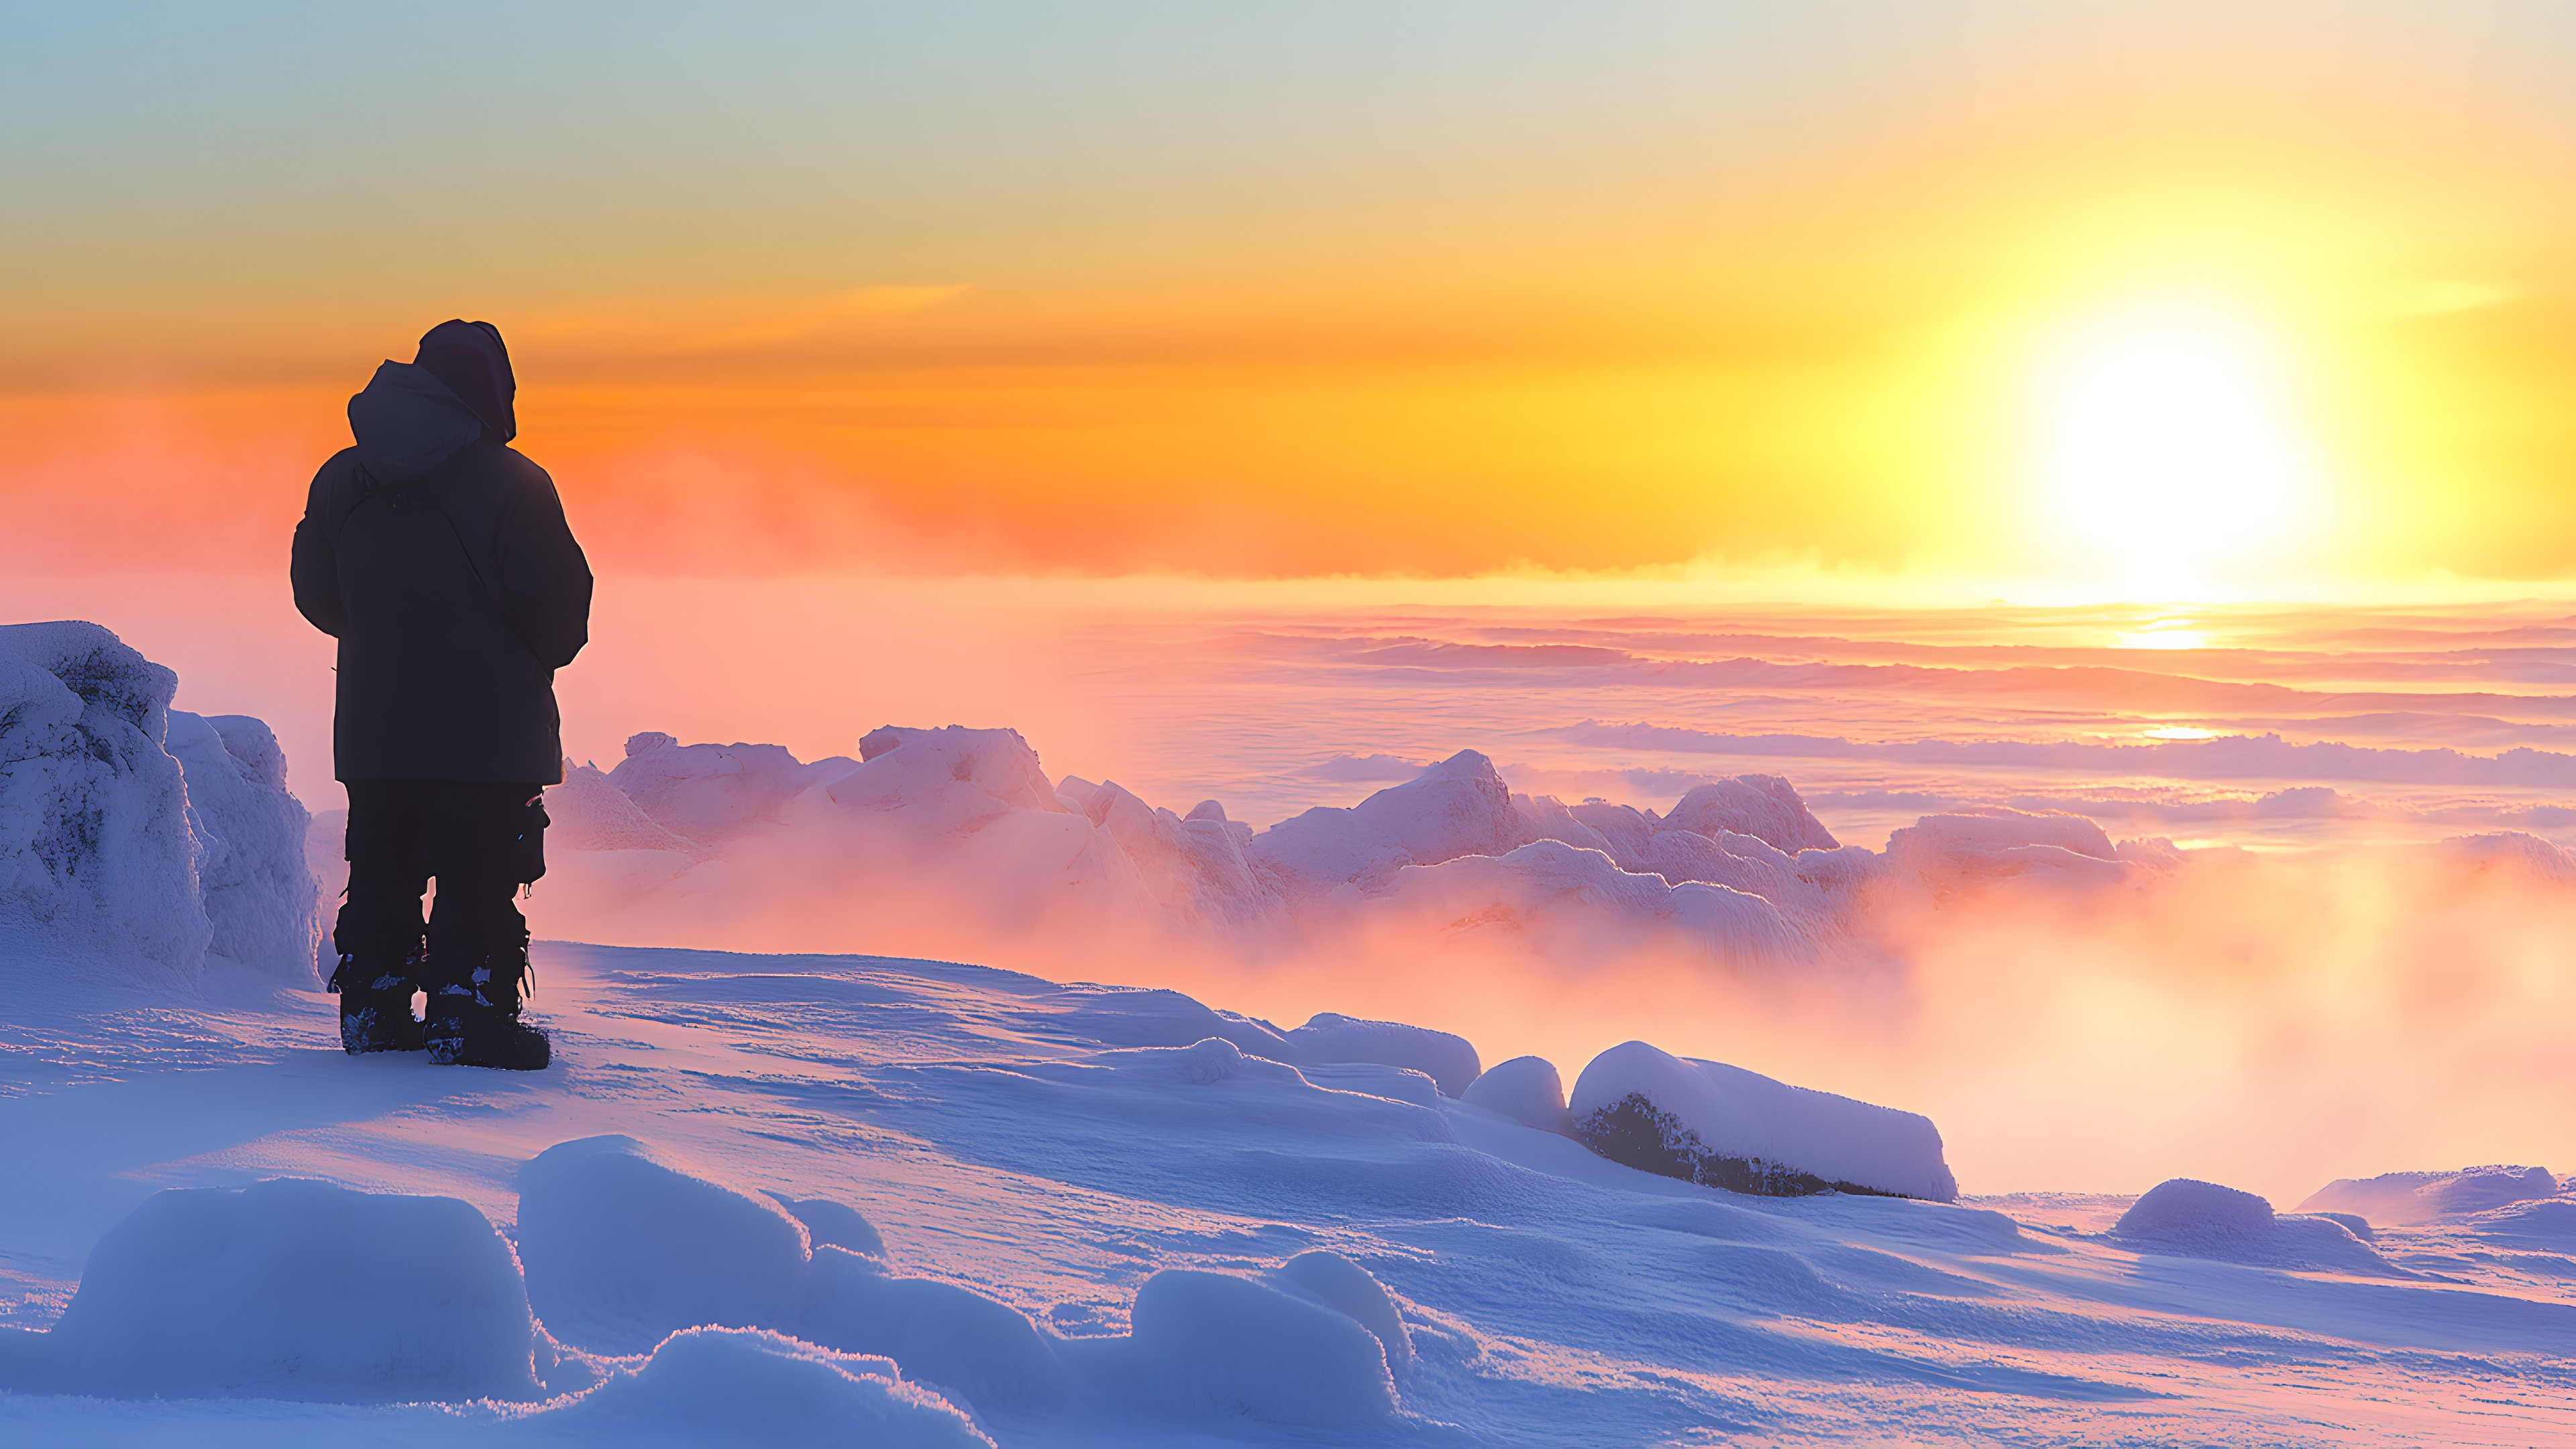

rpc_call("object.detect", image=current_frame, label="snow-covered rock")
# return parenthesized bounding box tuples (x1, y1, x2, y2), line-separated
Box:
(1659, 775, 1841, 854)
(548, 760, 707, 855)
(543, 1326, 993, 1448)
(2115, 1178, 2401, 1274)
(1284, 1012, 1481, 1097)
(516, 1135, 813, 1354)
(1120, 1267, 1399, 1426)
(1252, 748, 1520, 893)
(3, 1179, 545, 1402)
(1462, 1055, 1576, 1136)
(1570, 1041, 1957, 1201)
(1273, 1250, 1413, 1380)
(166, 710, 316, 980)
(2299, 1165, 2563, 1227)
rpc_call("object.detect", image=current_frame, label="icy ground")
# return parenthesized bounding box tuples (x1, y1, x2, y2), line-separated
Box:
(7, 941, 2576, 1446)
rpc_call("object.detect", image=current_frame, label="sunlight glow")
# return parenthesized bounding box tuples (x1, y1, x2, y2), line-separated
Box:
(2035, 299, 2320, 596)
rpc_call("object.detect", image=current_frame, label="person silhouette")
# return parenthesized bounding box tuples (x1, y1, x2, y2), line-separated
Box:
(290, 320, 592, 1069)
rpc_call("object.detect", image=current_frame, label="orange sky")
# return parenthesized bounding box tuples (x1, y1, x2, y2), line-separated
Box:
(4, 5, 2572, 587)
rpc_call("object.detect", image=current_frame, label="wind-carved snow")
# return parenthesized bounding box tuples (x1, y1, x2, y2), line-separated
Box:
(0, 622, 313, 984)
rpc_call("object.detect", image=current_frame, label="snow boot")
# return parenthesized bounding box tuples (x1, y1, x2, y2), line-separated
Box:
(330, 954, 425, 1054)
(425, 949, 551, 1071)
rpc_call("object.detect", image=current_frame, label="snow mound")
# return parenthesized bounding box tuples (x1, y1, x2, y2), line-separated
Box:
(1570, 1040, 1957, 1201)
(609, 731, 845, 844)
(2299, 1164, 2563, 1226)
(1462, 1055, 1576, 1136)
(1274, 1250, 1413, 1380)
(2116, 1179, 2400, 1274)
(167, 710, 316, 980)
(796, 1246, 1069, 1411)
(5, 1179, 542, 1402)
(543, 1326, 992, 1448)
(1885, 806, 2127, 888)
(548, 760, 706, 854)
(1122, 1267, 1399, 1426)
(1285, 1012, 1481, 1096)
(1381, 839, 1813, 964)
(516, 1135, 812, 1354)
(1252, 747, 1519, 892)
(1660, 775, 1841, 853)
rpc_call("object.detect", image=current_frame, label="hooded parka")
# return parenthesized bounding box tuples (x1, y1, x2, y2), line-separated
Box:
(291, 322, 592, 784)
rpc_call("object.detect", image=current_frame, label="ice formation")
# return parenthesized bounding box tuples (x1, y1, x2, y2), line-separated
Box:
(1569, 1040, 1957, 1201)
(2300, 1164, 2567, 1226)
(0, 622, 314, 982)
(2114, 1178, 2401, 1274)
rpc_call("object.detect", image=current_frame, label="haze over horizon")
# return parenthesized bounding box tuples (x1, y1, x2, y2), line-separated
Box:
(6, 2, 2574, 593)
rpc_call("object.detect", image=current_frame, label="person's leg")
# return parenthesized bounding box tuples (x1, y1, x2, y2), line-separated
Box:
(331, 781, 429, 1053)
(421, 783, 551, 1070)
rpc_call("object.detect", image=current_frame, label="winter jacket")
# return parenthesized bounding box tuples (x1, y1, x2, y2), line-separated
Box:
(291, 338, 591, 784)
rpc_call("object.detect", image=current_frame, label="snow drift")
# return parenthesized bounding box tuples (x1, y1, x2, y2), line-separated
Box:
(1570, 1040, 1957, 1201)
(2114, 1178, 2401, 1275)
(543, 1327, 994, 1448)
(2299, 1165, 2566, 1227)
(0, 1179, 545, 1402)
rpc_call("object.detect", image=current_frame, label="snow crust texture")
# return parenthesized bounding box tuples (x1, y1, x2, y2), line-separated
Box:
(0, 622, 314, 983)
(1570, 1040, 1958, 1201)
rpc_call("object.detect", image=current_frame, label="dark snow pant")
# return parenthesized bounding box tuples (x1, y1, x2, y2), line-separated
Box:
(333, 780, 550, 1001)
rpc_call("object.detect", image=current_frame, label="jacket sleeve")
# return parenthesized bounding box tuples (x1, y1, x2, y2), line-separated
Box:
(289, 462, 347, 637)
(497, 468, 594, 671)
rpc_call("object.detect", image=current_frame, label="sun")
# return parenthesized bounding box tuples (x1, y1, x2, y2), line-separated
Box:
(2031, 297, 2320, 597)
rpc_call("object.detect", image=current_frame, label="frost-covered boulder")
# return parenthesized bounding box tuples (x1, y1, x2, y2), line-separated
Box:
(1122, 1267, 1399, 1426)
(1252, 749, 1520, 893)
(6, 1179, 544, 1402)
(2299, 1165, 2563, 1226)
(2115, 1178, 2400, 1274)
(166, 710, 316, 980)
(0, 621, 207, 972)
(517, 1135, 813, 1354)
(540, 1327, 993, 1448)
(1462, 1055, 1576, 1136)
(1885, 806, 2127, 888)
(1660, 775, 1840, 854)
(1570, 1041, 1957, 1201)
(1285, 1012, 1481, 1097)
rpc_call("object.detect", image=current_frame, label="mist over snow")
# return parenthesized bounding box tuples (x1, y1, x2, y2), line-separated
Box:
(11, 612, 2576, 1442)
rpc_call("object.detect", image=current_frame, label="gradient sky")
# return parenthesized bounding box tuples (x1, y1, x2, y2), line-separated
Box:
(5, 2, 2573, 584)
